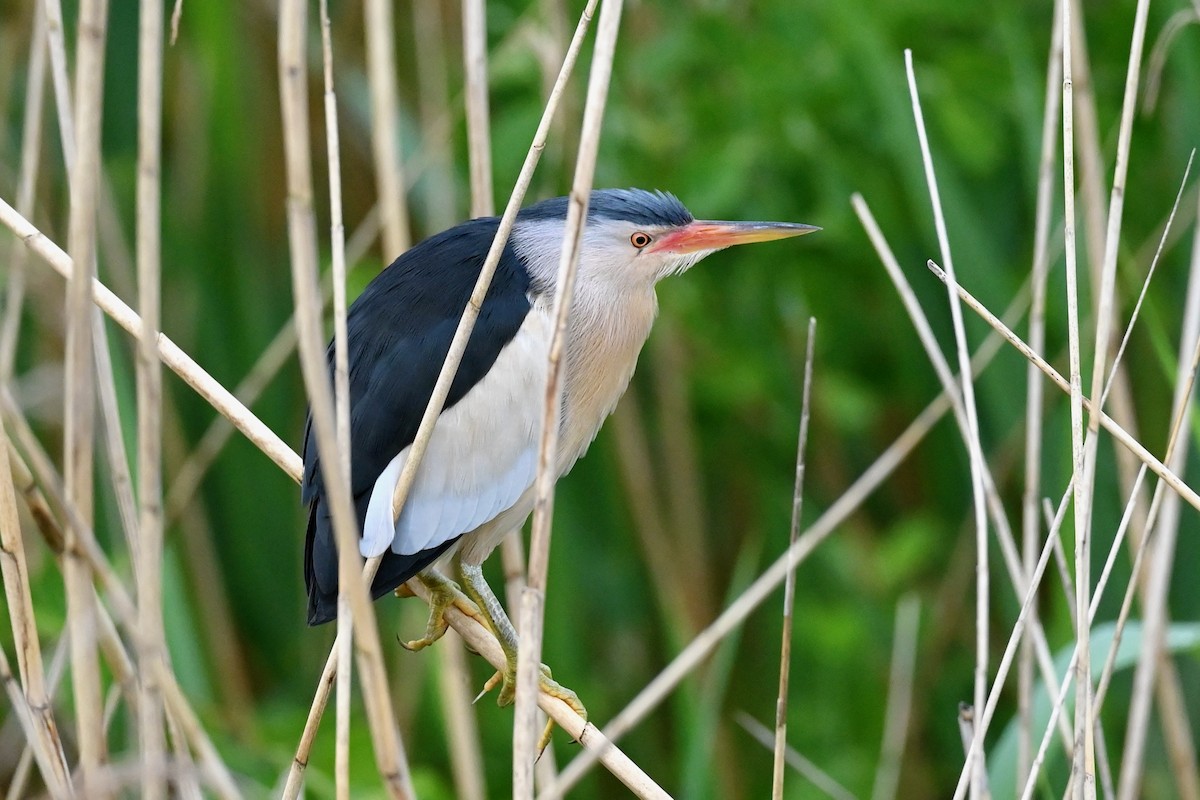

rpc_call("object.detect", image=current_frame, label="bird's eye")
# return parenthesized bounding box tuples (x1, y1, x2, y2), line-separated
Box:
(630, 232, 653, 249)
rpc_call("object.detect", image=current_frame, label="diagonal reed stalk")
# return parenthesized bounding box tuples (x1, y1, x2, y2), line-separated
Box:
(855, 195, 1076, 753)
(543, 291, 1032, 797)
(1, 387, 241, 797)
(515, 0, 624, 792)
(0, 419, 72, 797)
(927, 261, 1200, 511)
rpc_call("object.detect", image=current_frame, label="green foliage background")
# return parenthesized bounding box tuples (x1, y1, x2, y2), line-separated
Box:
(1, 0, 1199, 797)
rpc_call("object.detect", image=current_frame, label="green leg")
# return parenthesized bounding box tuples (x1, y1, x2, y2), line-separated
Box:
(454, 558, 587, 728)
(397, 569, 486, 652)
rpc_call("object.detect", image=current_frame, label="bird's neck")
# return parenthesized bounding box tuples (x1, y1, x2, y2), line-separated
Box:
(554, 283, 659, 471)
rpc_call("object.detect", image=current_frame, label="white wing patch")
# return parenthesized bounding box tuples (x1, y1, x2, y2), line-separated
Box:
(360, 311, 552, 558)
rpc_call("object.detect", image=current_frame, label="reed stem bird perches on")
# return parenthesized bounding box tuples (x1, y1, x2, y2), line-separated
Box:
(302, 188, 817, 720)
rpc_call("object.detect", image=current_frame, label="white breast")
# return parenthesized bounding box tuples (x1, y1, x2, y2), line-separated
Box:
(359, 279, 659, 562)
(360, 311, 552, 558)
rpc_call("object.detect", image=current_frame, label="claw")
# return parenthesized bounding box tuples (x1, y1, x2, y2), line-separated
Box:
(397, 573, 485, 652)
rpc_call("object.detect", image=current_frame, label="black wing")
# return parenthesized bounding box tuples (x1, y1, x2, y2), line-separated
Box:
(303, 217, 532, 625)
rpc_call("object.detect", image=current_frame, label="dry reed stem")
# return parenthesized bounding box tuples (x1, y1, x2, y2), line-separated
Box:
(1065, 12, 1099, 796)
(1075, 0, 1154, 591)
(135, 0, 168, 794)
(515, 0, 624, 790)
(317, 1, 354, 795)
(365, 0, 411, 256)
(1022, 329, 1200, 799)
(412, 0, 457, 229)
(0, 3, 47, 383)
(936, 161, 1193, 790)
(926, 262, 1200, 511)
(404, 579, 671, 799)
(545, 298, 1028, 798)
(1079, 5, 1149, 796)
(855, 195, 1075, 752)
(43, 0, 75, 171)
(437, 636, 487, 800)
(949, 463, 1079, 800)
(0, 392, 242, 798)
(772, 318, 816, 799)
(1116, 191, 1200, 800)
(64, 0, 110, 787)
(278, 0, 414, 795)
(1093, 161, 1200, 800)
(285, 4, 601, 791)
(463, 0, 495, 217)
(281, 646, 336, 799)
(446, 1, 496, 793)
(1088, 0, 1151, 415)
(872, 594, 920, 800)
(735, 712, 856, 800)
(1092, 336, 1200, 719)
(903, 54, 991, 798)
(0, 199, 302, 481)
(0, 417, 72, 798)
(169, 0, 183, 44)
(1020, 0, 1063, 785)
(0, 642, 71, 800)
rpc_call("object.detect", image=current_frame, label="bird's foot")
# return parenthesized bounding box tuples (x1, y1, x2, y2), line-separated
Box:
(452, 559, 587, 749)
(478, 661, 587, 749)
(397, 571, 486, 652)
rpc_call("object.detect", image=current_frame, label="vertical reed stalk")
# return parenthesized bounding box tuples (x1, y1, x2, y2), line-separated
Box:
(412, 0, 456, 230)
(903, 48, 990, 799)
(317, 0, 355, 795)
(135, 0, 167, 794)
(365, 0, 411, 257)
(278, 0, 414, 795)
(63, 0, 110, 789)
(463, 0, 494, 217)
(772, 319, 816, 799)
(1019, 0, 1063, 787)
(1059, 4, 1096, 795)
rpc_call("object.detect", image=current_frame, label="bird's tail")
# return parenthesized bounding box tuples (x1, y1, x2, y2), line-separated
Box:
(304, 496, 460, 626)
(304, 499, 339, 625)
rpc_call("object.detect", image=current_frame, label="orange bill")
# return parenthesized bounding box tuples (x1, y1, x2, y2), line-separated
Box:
(648, 220, 820, 254)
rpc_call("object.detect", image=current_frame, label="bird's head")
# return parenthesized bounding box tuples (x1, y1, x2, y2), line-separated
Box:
(512, 188, 818, 290)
